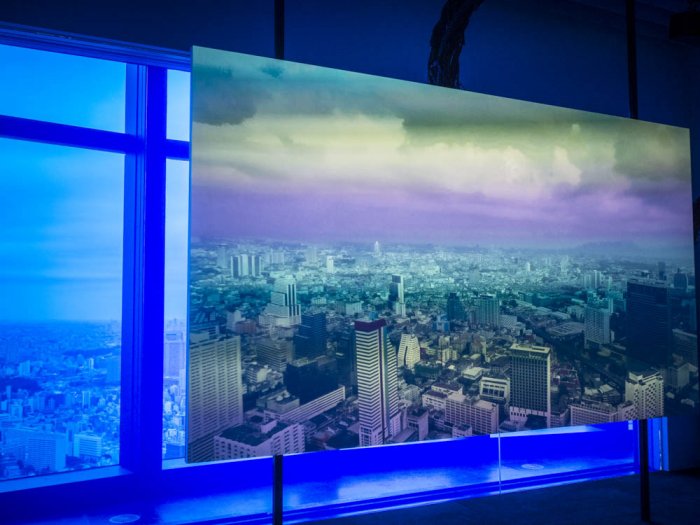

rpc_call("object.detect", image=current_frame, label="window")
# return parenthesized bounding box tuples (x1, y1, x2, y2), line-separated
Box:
(0, 43, 127, 481)
(163, 158, 189, 460)
(0, 32, 189, 486)
(0, 24, 667, 525)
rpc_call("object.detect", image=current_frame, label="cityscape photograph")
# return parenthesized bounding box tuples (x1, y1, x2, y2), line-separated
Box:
(187, 47, 698, 463)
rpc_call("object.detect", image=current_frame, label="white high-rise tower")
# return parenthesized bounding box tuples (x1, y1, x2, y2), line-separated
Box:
(397, 333, 421, 370)
(509, 343, 552, 428)
(355, 319, 402, 447)
(625, 369, 664, 419)
(188, 334, 243, 462)
(260, 276, 302, 328)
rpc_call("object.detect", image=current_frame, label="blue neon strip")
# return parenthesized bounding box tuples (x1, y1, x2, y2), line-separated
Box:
(0, 114, 141, 153)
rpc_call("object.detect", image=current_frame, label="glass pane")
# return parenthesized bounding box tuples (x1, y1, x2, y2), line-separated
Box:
(0, 44, 126, 132)
(163, 159, 189, 459)
(167, 70, 191, 141)
(284, 437, 500, 519)
(157, 457, 273, 523)
(497, 422, 637, 490)
(0, 138, 124, 481)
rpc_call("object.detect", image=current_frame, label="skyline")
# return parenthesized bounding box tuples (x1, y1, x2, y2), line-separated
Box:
(192, 48, 693, 257)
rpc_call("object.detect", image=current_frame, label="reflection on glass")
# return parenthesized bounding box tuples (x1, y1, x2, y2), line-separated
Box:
(0, 138, 124, 480)
(163, 159, 190, 460)
(0, 44, 126, 132)
(167, 70, 191, 141)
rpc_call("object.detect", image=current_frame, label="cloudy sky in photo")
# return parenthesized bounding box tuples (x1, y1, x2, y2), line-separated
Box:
(191, 47, 693, 256)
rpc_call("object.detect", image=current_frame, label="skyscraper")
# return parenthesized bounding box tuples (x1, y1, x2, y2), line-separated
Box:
(446, 292, 466, 321)
(216, 244, 228, 269)
(164, 328, 186, 378)
(232, 254, 262, 278)
(624, 369, 664, 419)
(294, 311, 328, 359)
(476, 294, 500, 327)
(509, 343, 552, 428)
(261, 276, 302, 328)
(584, 305, 611, 348)
(188, 334, 243, 462)
(626, 278, 672, 368)
(355, 319, 402, 446)
(397, 333, 421, 370)
(389, 274, 406, 316)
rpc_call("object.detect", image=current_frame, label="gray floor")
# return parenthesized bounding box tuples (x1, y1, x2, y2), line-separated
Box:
(303, 470, 700, 525)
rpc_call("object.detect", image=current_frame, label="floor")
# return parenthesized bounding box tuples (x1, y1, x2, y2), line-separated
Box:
(10, 469, 700, 525)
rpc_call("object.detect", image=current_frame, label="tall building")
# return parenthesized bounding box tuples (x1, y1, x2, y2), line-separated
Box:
(216, 244, 228, 269)
(444, 392, 499, 435)
(584, 305, 611, 348)
(305, 245, 318, 265)
(284, 355, 337, 403)
(232, 254, 262, 278)
(509, 343, 552, 427)
(256, 337, 294, 371)
(626, 279, 672, 368)
(658, 261, 667, 281)
(294, 311, 328, 359)
(326, 255, 335, 274)
(373, 240, 381, 257)
(355, 319, 402, 447)
(164, 328, 186, 379)
(625, 369, 664, 419)
(5, 428, 68, 473)
(73, 433, 102, 459)
(188, 335, 244, 462)
(476, 294, 500, 327)
(389, 274, 406, 316)
(261, 276, 302, 328)
(673, 269, 688, 291)
(397, 333, 421, 370)
(446, 292, 466, 321)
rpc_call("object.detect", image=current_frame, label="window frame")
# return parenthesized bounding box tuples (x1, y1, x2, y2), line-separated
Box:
(0, 21, 189, 504)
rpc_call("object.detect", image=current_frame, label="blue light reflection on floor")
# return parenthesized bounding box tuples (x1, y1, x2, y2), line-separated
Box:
(157, 456, 273, 524)
(283, 435, 500, 512)
(278, 423, 637, 523)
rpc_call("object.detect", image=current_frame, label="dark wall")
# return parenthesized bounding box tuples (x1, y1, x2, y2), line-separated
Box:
(2, 0, 695, 128)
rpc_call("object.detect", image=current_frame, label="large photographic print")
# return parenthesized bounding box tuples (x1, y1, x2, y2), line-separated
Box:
(187, 46, 697, 463)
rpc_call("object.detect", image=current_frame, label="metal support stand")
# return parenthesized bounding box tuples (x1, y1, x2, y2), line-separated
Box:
(639, 419, 651, 523)
(627, 2, 649, 521)
(273, 454, 284, 525)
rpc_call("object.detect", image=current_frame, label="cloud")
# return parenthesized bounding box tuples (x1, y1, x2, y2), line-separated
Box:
(613, 122, 690, 182)
(190, 48, 693, 252)
(192, 66, 262, 125)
